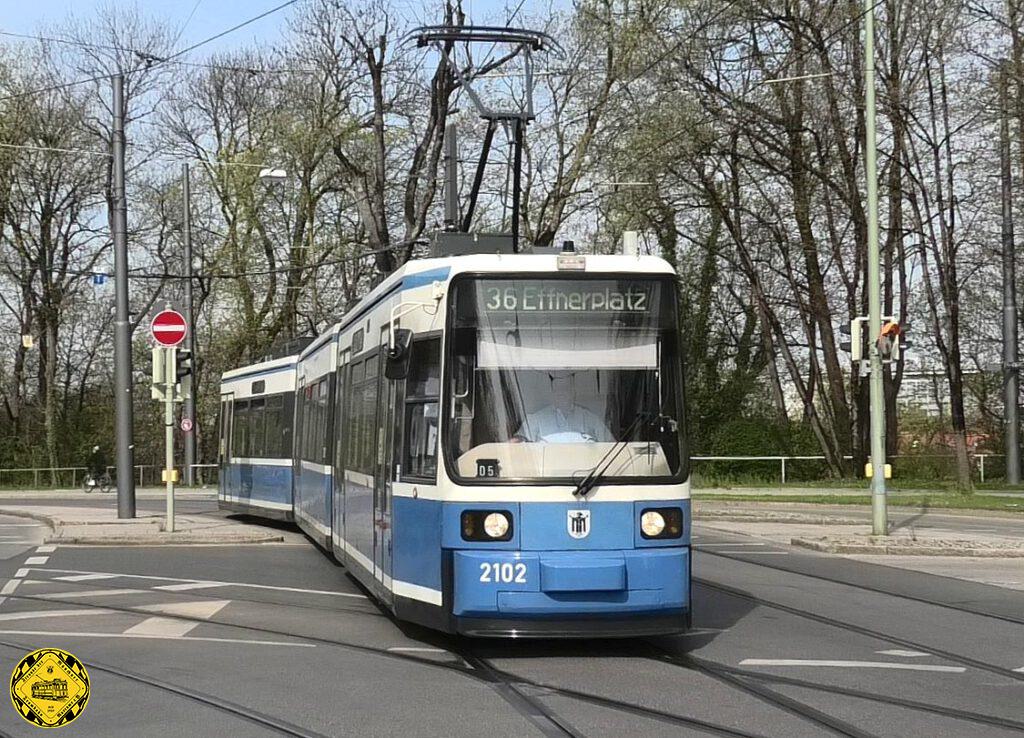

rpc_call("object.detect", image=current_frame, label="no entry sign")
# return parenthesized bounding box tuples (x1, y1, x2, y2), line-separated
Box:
(151, 309, 187, 347)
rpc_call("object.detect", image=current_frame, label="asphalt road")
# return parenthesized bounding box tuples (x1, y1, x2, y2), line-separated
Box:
(0, 500, 1020, 737)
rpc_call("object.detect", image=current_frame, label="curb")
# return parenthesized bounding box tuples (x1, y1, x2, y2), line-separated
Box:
(695, 511, 862, 525)
(45, 532, 286, 546)
(0, 506, 283, 546)
(0, 507, 55, 529)
(790, 536, 1024, 557)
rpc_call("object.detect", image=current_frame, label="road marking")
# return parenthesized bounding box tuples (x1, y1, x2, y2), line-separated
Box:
(32, 567, 366, 599)
(0, 580, 20, 595)
(678, 628, 725, 636)
(739, 659, 964, 673)
(876, 649, 930, 658)
(36, 545, 56, 553)
(714, 551, 789, 555)
(36, 588, 144, 599)
(14, 569, 28, 579)
(0, 608, 114, 621)
(24, 557, 48, 565)
(137, 600, 230, 620)
(0, 524, 47, 527)
(53, 574, 118, 582)
(386, 647, 448, 653)
(153, 582, 225, 592)
(697, 543, 767, 547)
(124, 617, 201, 638)
(0, 629, 314, 647)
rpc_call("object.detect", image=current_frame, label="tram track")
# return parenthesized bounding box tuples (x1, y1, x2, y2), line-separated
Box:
(0, 589, 765, 738)
(695, 546, 1024, 627)
(685, 659, 1024, 734)
(457, 649, 585, 738)
(12, 564, 1022, 736)
(0, 639, 329, 738)
(656, 650, 877, 738)
(693, 577, 1024, 684)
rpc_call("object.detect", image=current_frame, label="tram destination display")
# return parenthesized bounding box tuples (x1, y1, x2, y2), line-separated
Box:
(481, 281, 655, 314)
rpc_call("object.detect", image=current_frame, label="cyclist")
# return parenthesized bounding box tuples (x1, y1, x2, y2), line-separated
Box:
(84, 445, 110, 492)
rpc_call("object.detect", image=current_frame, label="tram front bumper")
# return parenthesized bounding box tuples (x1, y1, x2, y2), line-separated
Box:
(451, 547, 689, 621)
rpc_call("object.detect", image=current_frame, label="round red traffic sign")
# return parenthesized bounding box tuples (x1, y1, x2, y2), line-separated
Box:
(151, 309, 187, 347)
(180, 417, 194, 433)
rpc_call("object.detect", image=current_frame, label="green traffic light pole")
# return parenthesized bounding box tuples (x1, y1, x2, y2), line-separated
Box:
(864, 0, 888, 535)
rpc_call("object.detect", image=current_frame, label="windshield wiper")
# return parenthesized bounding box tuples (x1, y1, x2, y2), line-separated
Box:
(573, 412, 650, 498)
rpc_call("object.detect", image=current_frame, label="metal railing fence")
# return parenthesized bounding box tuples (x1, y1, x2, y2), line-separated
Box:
(0, 463, 219, 489)
(0, 456, 1012, 488)
(691, 454, 1007, 484)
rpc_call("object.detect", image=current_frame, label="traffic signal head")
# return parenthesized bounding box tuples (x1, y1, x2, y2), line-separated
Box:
(175, 350, 193, 382)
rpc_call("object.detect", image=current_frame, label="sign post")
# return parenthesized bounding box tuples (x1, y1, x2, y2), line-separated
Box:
(150, 309, 188, 534)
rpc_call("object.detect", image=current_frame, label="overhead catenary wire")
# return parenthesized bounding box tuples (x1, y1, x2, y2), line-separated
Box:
(0, 0, 306, 103)
(78, 238, 430, 282)
(0, 29, 316, 75)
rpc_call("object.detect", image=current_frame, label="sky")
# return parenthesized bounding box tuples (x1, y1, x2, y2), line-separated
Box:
(2, 0, 553, 58)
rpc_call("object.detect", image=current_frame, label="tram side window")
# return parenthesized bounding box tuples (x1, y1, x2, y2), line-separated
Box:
(232, 399, 249, 458)
(360, 358, 379, 473)
(248, 398, 266, 458)
(343, 356, 378, 475)
(402, 338, 440, 481)
(301, 383, 318, 463)
(316, 378, 330, 464)
(264, 394, 283, 458)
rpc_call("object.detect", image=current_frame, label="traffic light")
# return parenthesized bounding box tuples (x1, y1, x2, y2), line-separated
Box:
(878, 321, 911, 363)
(175, 350, 193, 383)
(839, 318, 867, 362)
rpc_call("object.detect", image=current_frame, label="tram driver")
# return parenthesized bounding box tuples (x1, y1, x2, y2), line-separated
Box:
(512, 372, 614, 443)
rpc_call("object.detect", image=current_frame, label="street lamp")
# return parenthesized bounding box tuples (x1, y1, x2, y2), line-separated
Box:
(180, 159, 288, 486)
(258, 167, 288, 183)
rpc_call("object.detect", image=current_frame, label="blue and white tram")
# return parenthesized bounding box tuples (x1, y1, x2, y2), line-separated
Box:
(220, 251, 691, 636)
(218, 355, 297, 520)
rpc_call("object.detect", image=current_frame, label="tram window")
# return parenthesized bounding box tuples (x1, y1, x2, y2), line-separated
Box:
(232, 399, 249, 458)
(402, 338, 440, 481)
(249, 397, 266, 457)
(264, 395, 284, 458)
(317, 378, 330, 464)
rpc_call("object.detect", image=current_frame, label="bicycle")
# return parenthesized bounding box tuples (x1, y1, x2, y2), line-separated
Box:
(82, 472, 113, 494)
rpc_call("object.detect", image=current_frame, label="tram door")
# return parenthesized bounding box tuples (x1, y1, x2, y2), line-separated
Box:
(218, 393, 234, 496)
(374, 331, 396, 604)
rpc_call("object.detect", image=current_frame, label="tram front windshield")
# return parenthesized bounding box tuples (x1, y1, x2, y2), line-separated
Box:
(447, 277, 686, 484)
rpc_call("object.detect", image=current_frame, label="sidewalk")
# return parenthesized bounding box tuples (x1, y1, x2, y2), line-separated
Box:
(693, 500, 1024, 590)
(0, 486, 216, 499)
(0, 505, 284, 545)
(693, 500, 1024, 556)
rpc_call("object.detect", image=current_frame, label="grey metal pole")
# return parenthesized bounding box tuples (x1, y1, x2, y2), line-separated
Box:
(112, 73, 136, 518)
(864, 0, 887, 534)
(164, 348, 176, 533)
(443, 121, 458, 231)
(182, 162, 197, 486)
(1000, 64, 1020, 484)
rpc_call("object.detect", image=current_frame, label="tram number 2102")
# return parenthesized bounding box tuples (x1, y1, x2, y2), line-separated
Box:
(479, 562, 527, 584)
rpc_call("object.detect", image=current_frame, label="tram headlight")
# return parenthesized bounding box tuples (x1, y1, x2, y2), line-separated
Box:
(461, 510, 513, 542)
(640, 507, 683, 539)
(641, 511, 665, 537)
(484, 513, 510, 539)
